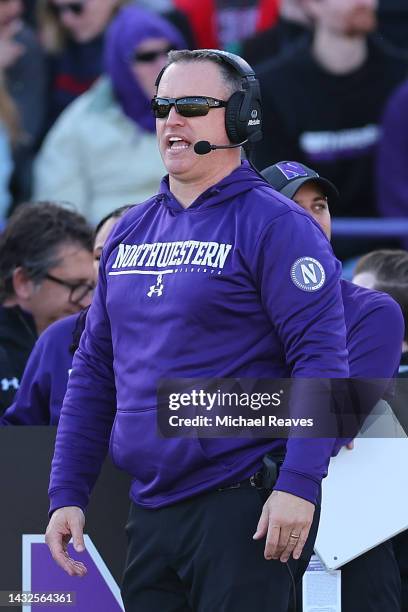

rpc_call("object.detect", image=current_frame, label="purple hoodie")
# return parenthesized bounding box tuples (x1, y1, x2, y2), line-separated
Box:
(342, 280, 403, 379)
(49, 161, 349, 513)
(104, 6, 186, 132)
(1, 314, 79, 426)
(330, 280, 404, 455)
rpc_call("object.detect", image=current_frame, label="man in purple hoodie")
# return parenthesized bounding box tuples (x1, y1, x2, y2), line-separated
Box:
(45, 49, 349, 612)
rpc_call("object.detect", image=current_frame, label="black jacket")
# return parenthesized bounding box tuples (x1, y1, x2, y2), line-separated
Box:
(241, 17, 310, 67)
(0, 305, 37, 414)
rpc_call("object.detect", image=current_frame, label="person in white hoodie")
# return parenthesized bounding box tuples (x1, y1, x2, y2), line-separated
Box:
(34, 5, 186, 225)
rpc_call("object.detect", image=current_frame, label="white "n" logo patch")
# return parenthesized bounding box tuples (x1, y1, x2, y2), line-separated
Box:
(290, 257, 326, 292)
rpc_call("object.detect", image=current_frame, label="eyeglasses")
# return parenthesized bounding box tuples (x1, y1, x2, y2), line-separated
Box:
(133, 46, 174, 64)
(49, 1, 85, 17)
(45, 273, 95, 305)
(151, 96, 227, 119)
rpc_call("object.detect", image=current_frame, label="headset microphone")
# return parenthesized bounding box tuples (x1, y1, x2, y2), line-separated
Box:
(194, 139, 248, 155)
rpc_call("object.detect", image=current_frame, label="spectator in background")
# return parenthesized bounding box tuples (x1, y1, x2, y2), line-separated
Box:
(131, 0, 196, 49)
(0, 204, 133, 426)
(0, 202, 94, 414)
(37, 0, 128, 129)
(0, 0, 46, 206)
(262, 161, 403, 612)
(353, 250, 408, 373)
(241, 0, 312, 67)
(353, 248, 408, 612)
(173, 0, 278, 52)
(22, 0, 36, 26)
(0, 81, 17, 222)
(376, 78, 408, 238)
(253, 0, 408, 259)
(376, 0, 408, 54)
(34, 5, 185, 225)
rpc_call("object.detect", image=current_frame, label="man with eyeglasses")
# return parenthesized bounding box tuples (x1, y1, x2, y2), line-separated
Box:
(46, 50, 349, 612)
(0, 201, 94, 413)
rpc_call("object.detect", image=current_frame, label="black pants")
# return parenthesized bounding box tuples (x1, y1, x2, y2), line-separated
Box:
(393, 530, 408, 612)
(341, 540, 401, 612)
(121, 486, 320, 612)
(296, 539, 401, 612)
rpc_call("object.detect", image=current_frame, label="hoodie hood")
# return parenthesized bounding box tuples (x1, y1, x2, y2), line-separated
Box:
(104, 6, 186, 132)
(158, 160, 270, 212)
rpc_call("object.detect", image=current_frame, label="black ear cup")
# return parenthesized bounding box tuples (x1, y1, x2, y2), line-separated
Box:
(244, 91, 262, 143)
(225, 91, 246, 143)
(225, 88, 262, 144)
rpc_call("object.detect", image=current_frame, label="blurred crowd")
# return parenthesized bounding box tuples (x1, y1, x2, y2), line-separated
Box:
(0, 0, 408, 232)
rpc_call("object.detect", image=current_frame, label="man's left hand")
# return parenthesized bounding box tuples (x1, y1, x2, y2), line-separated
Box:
(253, 490, 314, 562)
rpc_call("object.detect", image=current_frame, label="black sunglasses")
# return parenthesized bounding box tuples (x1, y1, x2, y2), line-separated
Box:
(133, 46, 174, 64)
(151, 96, 227, 119)
(45, 273, 95, 305)
(50, 1, 85, 17)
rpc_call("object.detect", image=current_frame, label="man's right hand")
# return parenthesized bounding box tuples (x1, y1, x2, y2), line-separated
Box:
(45, 506, 87, 577)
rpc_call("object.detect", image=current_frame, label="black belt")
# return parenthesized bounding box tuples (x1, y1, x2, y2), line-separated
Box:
(217, 454, 284, 492)
(217, 470, 264, 492)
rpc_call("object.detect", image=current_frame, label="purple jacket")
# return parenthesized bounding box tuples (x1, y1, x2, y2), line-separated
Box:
(330, 280, 404, 455)
(1, 314, 79, 426)
(342, 280, 403, 379)
(49, 161, 349, 512)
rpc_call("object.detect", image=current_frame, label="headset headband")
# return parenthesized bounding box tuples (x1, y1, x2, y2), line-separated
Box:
(154, 49, 256, 88)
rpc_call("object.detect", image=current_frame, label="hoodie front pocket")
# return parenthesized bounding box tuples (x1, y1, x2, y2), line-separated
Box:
(109, 409, 234, 495)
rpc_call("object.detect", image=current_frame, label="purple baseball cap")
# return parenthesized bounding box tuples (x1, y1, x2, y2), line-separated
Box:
(261, 161, 340, 204)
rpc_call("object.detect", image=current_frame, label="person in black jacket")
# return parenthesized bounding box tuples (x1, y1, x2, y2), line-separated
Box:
(240, 0, 312, 67)
(253, 0, 408, 259)
(0, 201, 94, 413)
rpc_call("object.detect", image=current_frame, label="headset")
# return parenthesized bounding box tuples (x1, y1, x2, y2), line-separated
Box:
(154, 49, 263, 151)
